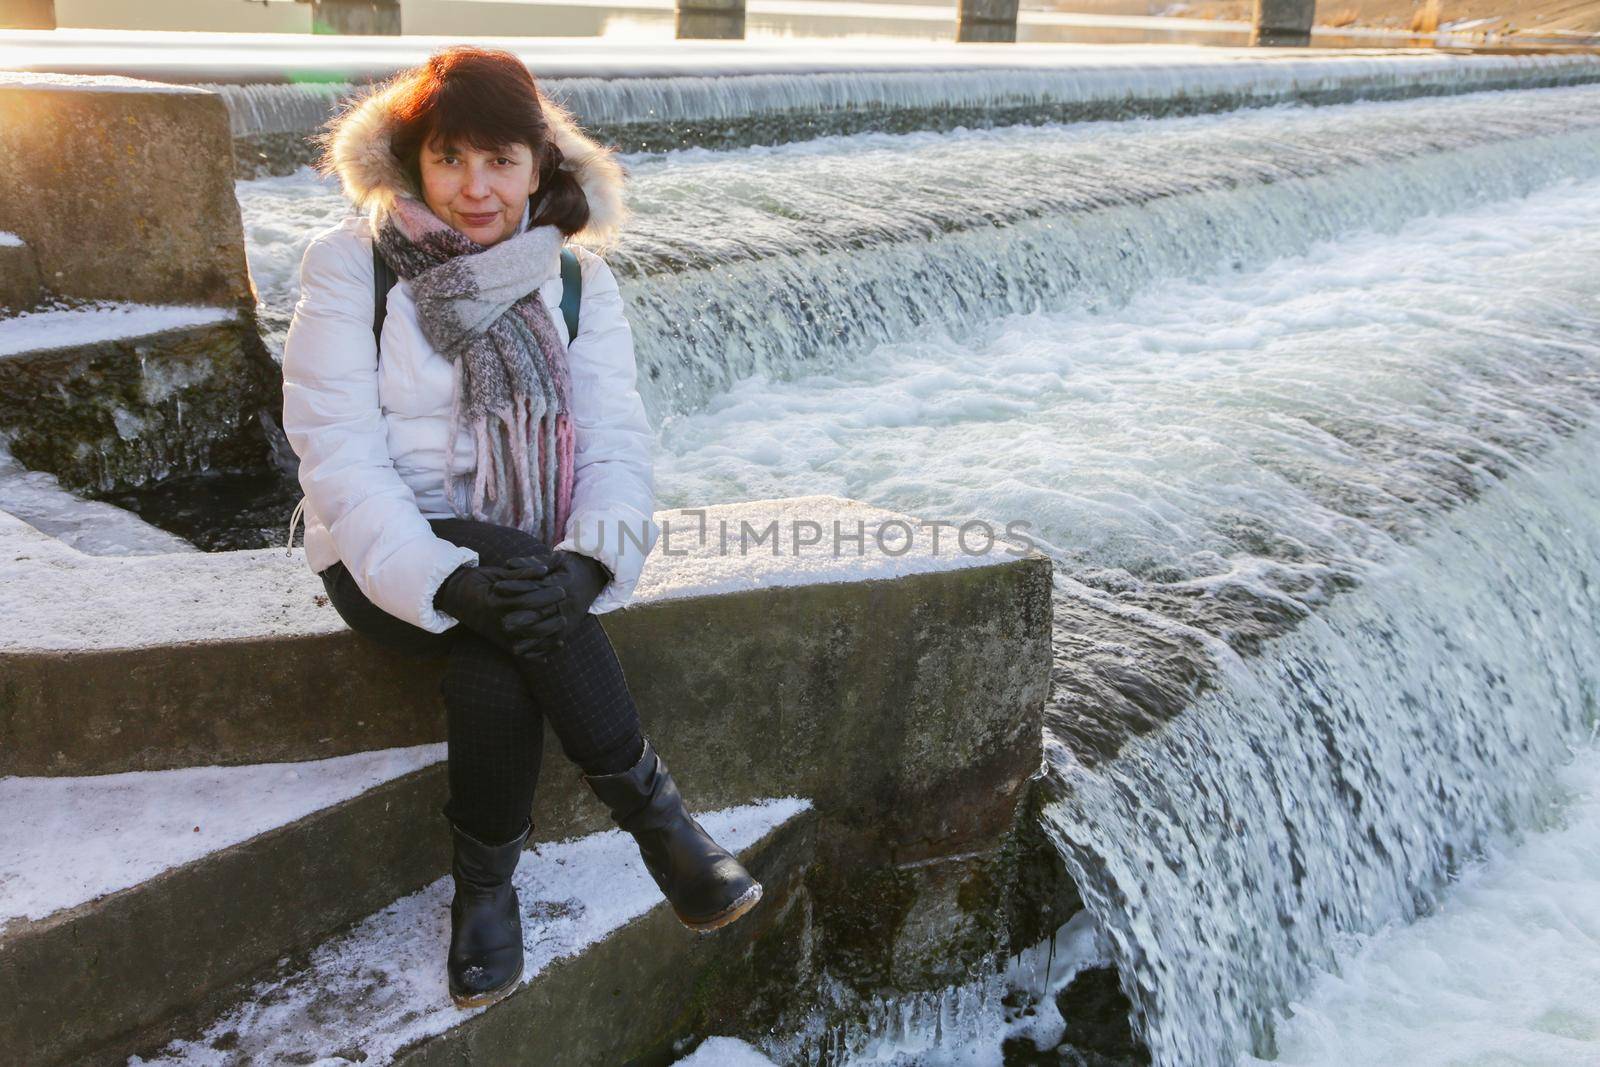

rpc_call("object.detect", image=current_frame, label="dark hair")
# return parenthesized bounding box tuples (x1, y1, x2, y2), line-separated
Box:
(385, 46, 590, 236)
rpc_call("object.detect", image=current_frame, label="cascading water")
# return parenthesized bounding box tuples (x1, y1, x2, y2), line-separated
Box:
(633, 156, 1600, 1062)
(1040, 440, 1600, 1063)
(245, 84, 1600, 423)
(225, 81, 1600, 1062)
(208, 49, 1600, 170)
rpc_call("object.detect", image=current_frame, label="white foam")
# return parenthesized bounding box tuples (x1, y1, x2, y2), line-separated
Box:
(1250, 743, 1600, 1067)
(131, 797, 811, 1065)
(0, 743, 444, 928)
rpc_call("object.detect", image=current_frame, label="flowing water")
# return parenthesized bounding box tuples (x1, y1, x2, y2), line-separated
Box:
(207, 82, 1600, 1061)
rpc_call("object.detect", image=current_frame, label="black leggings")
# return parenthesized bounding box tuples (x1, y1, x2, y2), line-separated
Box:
(320, 517, 645, 844)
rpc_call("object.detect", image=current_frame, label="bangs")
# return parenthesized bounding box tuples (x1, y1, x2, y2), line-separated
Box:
(416, 81, 528, 156)
(388, 53, 548, 184)
(419, 89, 527, 156)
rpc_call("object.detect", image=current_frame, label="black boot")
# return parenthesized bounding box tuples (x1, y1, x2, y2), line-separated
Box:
(582, 737, 763, 932)
(444, 815, 530, 1008)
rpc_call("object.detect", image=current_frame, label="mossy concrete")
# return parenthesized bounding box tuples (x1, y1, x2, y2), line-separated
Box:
(0, 318, 279, 493)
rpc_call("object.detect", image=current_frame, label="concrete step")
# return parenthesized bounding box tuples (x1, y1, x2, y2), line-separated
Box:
(0, 734, 814, 1067)
(2, 496, 1052, 784)
(0, 745, 451, 1066)
(117, 799, 815, 1067)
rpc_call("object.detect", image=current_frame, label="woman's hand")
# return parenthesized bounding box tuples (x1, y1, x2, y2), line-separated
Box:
(492, 549, 612, 659)
(432, 558, 566, 654)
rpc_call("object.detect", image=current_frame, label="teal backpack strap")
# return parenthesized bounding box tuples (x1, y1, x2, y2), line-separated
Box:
(559, 247, 582, 343)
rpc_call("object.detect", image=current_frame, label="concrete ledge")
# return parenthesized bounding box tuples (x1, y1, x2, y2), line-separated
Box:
(1, 496, 1052, 790)
(0, 72, 251, 307)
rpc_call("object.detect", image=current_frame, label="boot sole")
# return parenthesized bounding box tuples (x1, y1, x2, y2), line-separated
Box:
(449, 970, 521, 1010)
(675, 880, 763, 933)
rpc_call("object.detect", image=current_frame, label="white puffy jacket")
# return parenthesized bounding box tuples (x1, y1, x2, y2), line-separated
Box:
(281, 203, 659, 633)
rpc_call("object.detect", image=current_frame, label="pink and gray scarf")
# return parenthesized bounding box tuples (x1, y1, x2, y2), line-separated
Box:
(373, 194, 575, 545)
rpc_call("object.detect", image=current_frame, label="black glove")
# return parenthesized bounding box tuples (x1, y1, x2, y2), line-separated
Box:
(492, 550, 612, 659)
(432, 559, 567, 654)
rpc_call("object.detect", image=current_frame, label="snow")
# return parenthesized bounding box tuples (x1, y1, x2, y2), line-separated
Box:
(0, 743, 445, 928)
(0, 442, 195, 555)
(0, 494, 1032, 653)
(633, 495, 1037, 605)
(129, 797, 811, 1066)
(0, 302, 235, 358)
(0, 231, 21, 248)
(676, 1037, 779, 1065)
(0, 70, 207, 95)
(0, 509, 347, 652)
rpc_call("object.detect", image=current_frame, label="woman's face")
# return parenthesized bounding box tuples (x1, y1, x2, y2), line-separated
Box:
(419, 134, 539, 247)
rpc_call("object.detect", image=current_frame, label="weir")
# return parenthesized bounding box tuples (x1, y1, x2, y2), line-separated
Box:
(209, 46, 1600, 169)
(237, 84, 1600, 429)
(4, 38, 1600, 1067)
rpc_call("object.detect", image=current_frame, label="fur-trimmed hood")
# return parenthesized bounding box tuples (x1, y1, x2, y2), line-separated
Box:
(311, 75, 628, 249)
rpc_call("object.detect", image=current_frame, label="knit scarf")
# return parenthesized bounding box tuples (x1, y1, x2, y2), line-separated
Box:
(373, 194, 574, 545)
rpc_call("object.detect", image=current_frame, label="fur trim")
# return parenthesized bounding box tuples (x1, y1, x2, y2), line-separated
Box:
(311, 76, 628, 249)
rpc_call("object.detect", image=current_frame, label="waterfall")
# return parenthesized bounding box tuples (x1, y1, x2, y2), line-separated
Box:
(1042, 428, 1600, 1064)
(611, 85, 1600, 419)
(241, 84, 1600, 422)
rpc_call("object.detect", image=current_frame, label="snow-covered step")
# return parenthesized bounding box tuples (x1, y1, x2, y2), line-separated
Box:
(122, 799, 816, 1066)
(0, 443, 196, 555)
(2, 494, 1046, 779)
(0, 302, 236, 359)
(0, 745, 451, 1066)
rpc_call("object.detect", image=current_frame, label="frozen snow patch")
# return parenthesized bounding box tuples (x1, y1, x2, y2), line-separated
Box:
(0, 302, 234, 358)
(0, 445, 194, 555)
(130, 797, 811, 1066)
(631, 495, 1037, 605)
(0, 743, 444, 928)
(675, 1036, 779, 1065)
(0, 70, 208, 95)
(2, 494, 1031, 653)
(0, 508, 346, 652)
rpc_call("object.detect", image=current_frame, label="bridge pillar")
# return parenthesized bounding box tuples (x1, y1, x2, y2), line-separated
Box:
(309, 0, 401, 35)
(957, 0, 1020, 42)
(1251, 0, 1315, 46)
(676, 0, 745, 39)
(0, 0, 53, 30)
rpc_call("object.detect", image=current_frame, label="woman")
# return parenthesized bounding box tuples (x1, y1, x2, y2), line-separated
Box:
(279, 46, 761, 1011)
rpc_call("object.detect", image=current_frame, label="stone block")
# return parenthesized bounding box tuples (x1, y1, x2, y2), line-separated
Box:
(0, 72, 252, 307)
